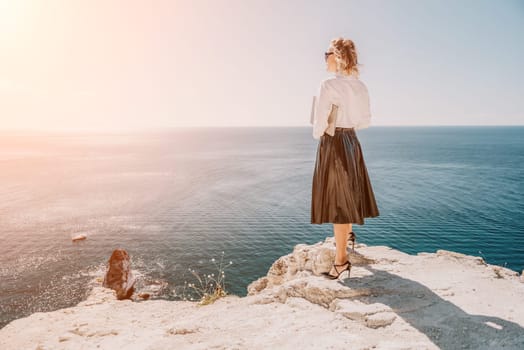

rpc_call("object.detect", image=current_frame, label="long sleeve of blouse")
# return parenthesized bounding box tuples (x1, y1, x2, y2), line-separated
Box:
(311, 73, 372, 140)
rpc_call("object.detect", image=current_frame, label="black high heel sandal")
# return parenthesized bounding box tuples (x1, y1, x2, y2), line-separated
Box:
(348, 231, 357, 251)
(322, 260, 352, 280)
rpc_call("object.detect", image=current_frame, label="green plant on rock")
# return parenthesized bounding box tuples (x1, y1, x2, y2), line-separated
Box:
(175, 251, 233, 305)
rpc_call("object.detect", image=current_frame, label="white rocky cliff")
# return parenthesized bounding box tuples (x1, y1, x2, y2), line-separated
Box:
(1, 237, 523, 349)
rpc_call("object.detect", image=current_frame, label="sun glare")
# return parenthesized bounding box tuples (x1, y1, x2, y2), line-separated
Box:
(0, 0, 31, 36)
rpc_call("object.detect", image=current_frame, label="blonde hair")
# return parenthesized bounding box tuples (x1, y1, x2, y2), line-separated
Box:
(329, 37, 361, 77)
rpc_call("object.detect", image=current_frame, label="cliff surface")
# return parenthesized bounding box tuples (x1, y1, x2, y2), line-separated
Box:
(1, 237, 523, 349)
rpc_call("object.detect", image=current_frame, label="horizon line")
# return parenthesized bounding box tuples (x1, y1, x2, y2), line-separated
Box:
(0, 124, 523, 134)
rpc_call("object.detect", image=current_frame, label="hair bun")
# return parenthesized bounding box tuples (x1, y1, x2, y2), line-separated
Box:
(344, 39, 355, 50)
(329, 37, 360, 76)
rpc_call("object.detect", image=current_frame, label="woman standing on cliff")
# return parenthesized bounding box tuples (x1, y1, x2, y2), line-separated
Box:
(311, 37, 380, 280)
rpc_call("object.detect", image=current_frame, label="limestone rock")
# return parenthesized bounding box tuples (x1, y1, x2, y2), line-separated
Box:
(2, 238, 524, 350)
(102, 248, 135, 300)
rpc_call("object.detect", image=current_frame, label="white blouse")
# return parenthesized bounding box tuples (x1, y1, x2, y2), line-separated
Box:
(311, 72, 372, 139)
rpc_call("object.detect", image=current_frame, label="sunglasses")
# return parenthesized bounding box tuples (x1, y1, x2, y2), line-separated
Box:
(324, 51, 334, 61)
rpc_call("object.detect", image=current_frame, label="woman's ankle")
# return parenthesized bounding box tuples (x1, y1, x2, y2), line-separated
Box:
(335, 256, 349, 264)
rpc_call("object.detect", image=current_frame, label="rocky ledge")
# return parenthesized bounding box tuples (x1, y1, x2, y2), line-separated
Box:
(1, 237, 523, 350)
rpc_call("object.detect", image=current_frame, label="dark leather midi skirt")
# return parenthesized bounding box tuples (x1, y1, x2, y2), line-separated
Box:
(311, 127, 380, 225)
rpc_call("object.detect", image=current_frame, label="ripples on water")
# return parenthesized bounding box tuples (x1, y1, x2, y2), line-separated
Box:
(0, 126, 523, 328)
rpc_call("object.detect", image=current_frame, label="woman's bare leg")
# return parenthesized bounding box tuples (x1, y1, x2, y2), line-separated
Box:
(329, 223, 352, 276)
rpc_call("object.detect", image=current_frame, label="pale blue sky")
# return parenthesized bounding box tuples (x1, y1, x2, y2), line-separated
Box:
(1, 0, 523, 131)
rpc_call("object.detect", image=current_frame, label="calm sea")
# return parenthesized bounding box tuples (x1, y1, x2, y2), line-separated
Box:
(0, 126, 523, 328)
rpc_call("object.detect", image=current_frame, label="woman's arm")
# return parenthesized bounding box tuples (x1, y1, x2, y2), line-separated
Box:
(355, 86, 372, 130)
(312, 80, 336, 139)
